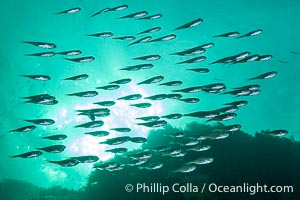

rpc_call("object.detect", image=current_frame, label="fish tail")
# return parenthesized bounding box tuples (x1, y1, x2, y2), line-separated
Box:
(247, 77, 255, 81)
(10, 155, 19, 158)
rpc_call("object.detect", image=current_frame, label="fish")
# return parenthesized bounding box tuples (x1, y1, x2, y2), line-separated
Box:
(94, 101, 116, 106)
(174, 18, 203, 31)
(42, 134, 67, 140)
(84, 131, 109, 137)
(148, 145, 171, 152)
(106, 148, 128, 154)
(22, 41, 56, 49)
(67, 91, 98, 97)
(232, 54, 260, 64)
(144, 94, 168, 100)
(178, 98, 200, 103)
(177, 56, 206, 64)
(120, 64, 154, 71)
(22, 94, 55, 100)
(110, 78, 132, 84)
(237, 29, 263, 39)
(126, 159, 148, 167)
(264, 130, 288, 137)
(138, 14, 162, 20)
(206, 113, 237, 122)
(37, 145, 66, 153)
(171, 46, 206, 56)
(64, 74, 89, 81)
(91, 8, 111, 17)
(248, 71, 277, 80)
(56, 7, 81, 14)
(130, 103, 152, 108)
(224, 100, 248, 107)
(134, 55, 161, 61)
(10, 151, 42, 158)
(9, 125, 36, 133)
(201, 83, 226, 93)
(94, 162, 119, 170)
(48, 159, 80, 167)
(99, 136, 131, 145)
(128, 36, 152, 46)
(278, 60, 288, 64)
(159, 81, 183, 86)
(214, 31, 240, 38)
(136, 116, 160, 122)
(130, 137, 148, 143)
(184, 111, 220, 118)
(128, 152, 152, 160)
(161, 113, 182, 119)
(149, 34, 176, 43)
(70, 156, 99, 163)
(187, 68, 210, 73)
(117, 94, 142, 100)
(233, 84, 260, 91)
(139, 162, 163, 170)
(137, 27, 162, 35)
(173, 86, 202, 93)
(77, 108, 110, 119)
(257, 55, 272, 61)
(173, 164, 197, 173)
(214, 106, 239, 114)
(187, 157, 214, 165)
(290, 51, 300, 54)
(75, 120, 104, 128)
(137, 120, 167, 128)
(88, 32, 113, 38)
(203, 132, 230, 140)
(20, 75, 51, 81)
(25, 99, 58, 105)
(187, 145, 211, 152)
(171, 137, 199, 146)
(96, 84, 120, 90)
(213, 124, 241, 132)
(56, 50, 82, 56)
(164, 132, 185, 138)
(26, 52, 55, 57)
(24, 119, 55, 125)
(211, 51, 250, 64)
(200, 43, 215, 49)
(110, 5, 128, 11)
(110, 128, 131, 132)
(166, 94, 183, 99)
(118, 11, 148, 19)
(64, 56, 95, 63)
(113, 36, 136, 41)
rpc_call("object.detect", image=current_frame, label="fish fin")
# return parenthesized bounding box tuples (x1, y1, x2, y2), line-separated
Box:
(87, 114, 96, 121)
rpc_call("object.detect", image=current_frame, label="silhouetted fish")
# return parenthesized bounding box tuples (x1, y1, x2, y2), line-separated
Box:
(136, 116, 160, 122)
(257, 55, 272, 61)
(174, 18, 203, 31)
(106, 148, 128, 154)
(177, 56, 206, 64)
(10, 125, 36, 133)
(21, 75, 51, 81)
(214, 106, 238, 114)
(161, 113, 182, 119)
(134, 55, 161, 61)
(211, 51, 250, 64)
(88, 32, 113, 38)
(129, 36, 152, 46)
(25, 99, 58, 105)
(159, 81, 183, 86)
(42, 134, 67, 140)
(37, 145, 66, 153)
(187, 157, 214, 165)
(118, 11, 148, 19)
(139, 162, 163, 170)
(264, 130, 288, 137)
(24, 119, 55, 125)
(137, 120, 167, 128)
(120, 64, 153, 71)
(65, 56, 95, 63)
(56, 7, 81, 14)
(173, 164, 196, 173)
(166, 94, 183, 99)
(94, 101, 116, 106)
(187, 68, 209, 73)
(237, 29, 263, 39)
(64, 74, 88, 81)
(149, 34, 176, 43)
(110, 128, 131, 132)
(26, 52, 55, 57)
(110, 5, 128, 11)
(75, 120, 104, 128)
(70, 156, 99, 163)
(11, 151, 42, 158)
(173, 86, 202, 93)
(128, 152, 152, 160)
(48, 159, 80, 167)
(184, 111, 219, 118)
(224, 100, 248, 107)
(137, 27, 162, 35)
(110, 78, 132, 84)
(113, 36, 136, 41)
(67, 91, 98, 97)
(138, 76, 164, 85)
(171, 46, 205, 56)
(84, 131, 109, 137)
(290, 51, 300, 54)
(56, 50, 82, 56)
(144, 94, 167, 100)
(99, 136, 131, 145)
(117, 94, 142, 100)
(248, 71, 277, 80)
(178, 98, 200, 103)
(91, 8, 111, 17)
(213, 124, 241, 132)
(206, 113, 237, 122)
(130, 137, 147, 143)
(22, 41, 56, 49)
(130, 103, 152, 108)
(96, 85, 120, 90)
(214, 31, 239, 38)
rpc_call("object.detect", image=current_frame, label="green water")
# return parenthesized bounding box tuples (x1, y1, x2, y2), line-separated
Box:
(0, 0, 299, 198)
